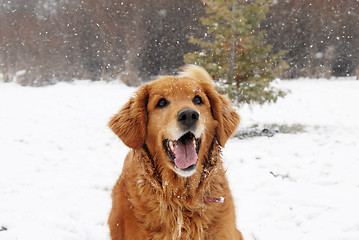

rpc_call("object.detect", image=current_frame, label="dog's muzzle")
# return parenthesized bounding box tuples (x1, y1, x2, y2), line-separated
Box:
(162, 108, 202, 176)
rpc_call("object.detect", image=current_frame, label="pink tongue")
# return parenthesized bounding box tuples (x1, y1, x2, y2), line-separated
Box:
(173, 139, 197, 169)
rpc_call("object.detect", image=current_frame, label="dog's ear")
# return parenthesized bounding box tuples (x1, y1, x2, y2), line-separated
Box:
(109, 85, 149, 149)
(202, 82, 240, 147)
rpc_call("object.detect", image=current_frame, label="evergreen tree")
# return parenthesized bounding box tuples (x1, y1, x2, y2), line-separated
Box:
(184, 0, 288, 104)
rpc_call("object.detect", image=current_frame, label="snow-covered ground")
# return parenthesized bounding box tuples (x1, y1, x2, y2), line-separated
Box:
(0, 78, 358, 240)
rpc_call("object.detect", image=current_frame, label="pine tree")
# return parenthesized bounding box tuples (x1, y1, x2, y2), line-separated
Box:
(184, 0, 288, 104)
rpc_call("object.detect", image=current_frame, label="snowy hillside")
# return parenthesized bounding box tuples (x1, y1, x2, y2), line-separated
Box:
(1, 78, 359, 240)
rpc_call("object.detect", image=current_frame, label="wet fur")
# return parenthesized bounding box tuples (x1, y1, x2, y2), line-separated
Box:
(108, 65, 243, 240)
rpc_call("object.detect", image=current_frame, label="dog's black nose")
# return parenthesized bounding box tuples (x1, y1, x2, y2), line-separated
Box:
(177, 108, 199, 128)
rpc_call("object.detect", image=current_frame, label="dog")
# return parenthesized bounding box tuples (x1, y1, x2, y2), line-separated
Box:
(108, 65, 243, 240)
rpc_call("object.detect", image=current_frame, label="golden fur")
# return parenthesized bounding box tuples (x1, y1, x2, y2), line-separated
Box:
(108, 65, 243, 240)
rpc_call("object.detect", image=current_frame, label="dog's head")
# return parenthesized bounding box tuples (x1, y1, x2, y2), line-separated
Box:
(109, 65, 239, 177)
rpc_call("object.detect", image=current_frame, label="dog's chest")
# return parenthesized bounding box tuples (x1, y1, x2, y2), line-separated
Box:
(132, 189, 216, 239)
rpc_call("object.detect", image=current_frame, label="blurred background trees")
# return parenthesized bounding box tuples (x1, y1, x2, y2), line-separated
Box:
(184, 0, 288, 104)
(264, 0, 359, 79)
(0, 0, 358, 87)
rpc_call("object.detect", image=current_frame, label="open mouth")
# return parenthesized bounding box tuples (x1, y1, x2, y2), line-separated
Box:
(163, 132, 201, 172)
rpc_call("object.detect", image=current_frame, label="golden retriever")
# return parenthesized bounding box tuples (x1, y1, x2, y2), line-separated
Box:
(108, 65, 243, 240)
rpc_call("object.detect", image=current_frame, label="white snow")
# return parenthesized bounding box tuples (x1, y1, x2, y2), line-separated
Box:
(1, 78, 359, 240)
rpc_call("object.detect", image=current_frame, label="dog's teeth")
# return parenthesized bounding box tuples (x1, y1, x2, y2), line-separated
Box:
(192, 138, 196, 147)
(169, 141, 174, 151)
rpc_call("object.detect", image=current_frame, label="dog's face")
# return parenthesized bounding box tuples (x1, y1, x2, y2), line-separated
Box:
(145, 77, 217, 177)
(109, 72, 239, 178)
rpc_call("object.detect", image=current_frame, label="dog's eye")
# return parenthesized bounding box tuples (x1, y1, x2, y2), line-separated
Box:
(193, 95, 203, 105)
(156, 98, 169, 108)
